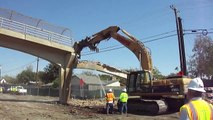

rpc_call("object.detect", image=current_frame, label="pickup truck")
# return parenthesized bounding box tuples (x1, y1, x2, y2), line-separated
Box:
(16, 86, 27, 95)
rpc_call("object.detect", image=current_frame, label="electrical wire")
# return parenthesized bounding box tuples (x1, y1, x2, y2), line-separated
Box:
(82, 46, 124, 56)
(82, 34, 177, 56)
(143, 34, 177, 43)
(81, 29, 213, 56)
(82, 45, 121, 54)
(82, 30, 177, 54)
(140, 30, 176, 41)
(2, 59, 37, 75)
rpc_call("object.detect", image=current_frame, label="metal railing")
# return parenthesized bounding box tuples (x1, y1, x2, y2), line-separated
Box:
(0, 17, 74, 46)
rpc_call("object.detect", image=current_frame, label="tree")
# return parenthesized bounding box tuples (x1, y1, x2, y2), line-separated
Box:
(52, 78, 60, 88)
(124, 67, 165, 79)
(152, 67, 165, 79)
(99, 74, 112, 81)
(41, 63, 59, 84)
(16, 65, 36, 84)
(205, 44, 213, 78)
(188, 35, 213, 79)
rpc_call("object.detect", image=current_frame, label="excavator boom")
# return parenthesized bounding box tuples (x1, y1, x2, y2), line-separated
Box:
(74, 26, 153, 72)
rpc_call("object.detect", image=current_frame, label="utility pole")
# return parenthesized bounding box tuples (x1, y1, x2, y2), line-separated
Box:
(36, 57, 39, 96)
(36, 57, 39, 86)
(170, 5, 187, 76)
(0, 65, 2, 79)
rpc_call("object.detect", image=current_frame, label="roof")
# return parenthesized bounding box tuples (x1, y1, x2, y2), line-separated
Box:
(104, 80, 120, 86)
(74, 74, 106, 85)
(0, 79, 7, 84)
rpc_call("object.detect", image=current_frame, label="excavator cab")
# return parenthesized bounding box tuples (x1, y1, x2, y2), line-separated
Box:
(127, 70, 153, 93)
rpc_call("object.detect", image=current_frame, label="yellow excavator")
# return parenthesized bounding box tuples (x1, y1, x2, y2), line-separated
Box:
(74, 26, 192, 114)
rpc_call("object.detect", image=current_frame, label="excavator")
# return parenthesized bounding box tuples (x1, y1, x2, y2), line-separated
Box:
(74, 26, 192, 114)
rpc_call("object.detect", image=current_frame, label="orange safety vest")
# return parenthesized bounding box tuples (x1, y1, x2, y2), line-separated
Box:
(106, 92, 115, 103)
(180, 99, 213, 120)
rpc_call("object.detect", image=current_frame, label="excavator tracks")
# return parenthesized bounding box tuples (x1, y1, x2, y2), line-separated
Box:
(127, 98, 168, 115)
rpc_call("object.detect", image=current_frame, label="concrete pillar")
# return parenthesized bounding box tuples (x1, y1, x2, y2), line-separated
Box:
(59, 67, 65, 101)
(59, 53, 77, 105)
(59, 67, 73, 105)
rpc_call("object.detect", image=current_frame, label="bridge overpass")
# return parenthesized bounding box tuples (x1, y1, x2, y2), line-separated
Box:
(0, 8, 128, 104)
(0, 8, 77, 104)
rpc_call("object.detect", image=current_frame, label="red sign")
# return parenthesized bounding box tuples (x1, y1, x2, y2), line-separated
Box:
(80, 79, 84, 87)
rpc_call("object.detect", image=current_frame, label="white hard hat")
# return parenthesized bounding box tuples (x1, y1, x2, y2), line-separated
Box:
(122, 88, 127, 92)
(188, 78, 206, 93)
(108, 88, 112, 92)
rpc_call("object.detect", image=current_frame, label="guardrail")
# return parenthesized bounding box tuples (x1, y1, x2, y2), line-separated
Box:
(0, 17, 73, 46)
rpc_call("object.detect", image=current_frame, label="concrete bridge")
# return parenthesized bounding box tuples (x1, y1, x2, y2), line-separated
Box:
(0, 11, 77, 104)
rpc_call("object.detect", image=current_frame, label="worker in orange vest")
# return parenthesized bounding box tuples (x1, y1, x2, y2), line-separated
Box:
(105, 88, 115, 114)
(179, 78, 213, 120)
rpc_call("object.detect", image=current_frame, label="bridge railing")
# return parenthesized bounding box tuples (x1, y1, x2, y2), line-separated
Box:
(0, 17, 73, 46)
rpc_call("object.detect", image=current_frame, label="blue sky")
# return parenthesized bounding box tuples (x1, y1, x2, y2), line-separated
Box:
(0, 0, 213, 77)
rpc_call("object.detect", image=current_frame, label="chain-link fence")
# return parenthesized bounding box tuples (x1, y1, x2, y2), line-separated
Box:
(26, 87, 59, 97)
(0, 8, 74, 46)
(71, 84, 123, 99)
(0, 84, 123, 99)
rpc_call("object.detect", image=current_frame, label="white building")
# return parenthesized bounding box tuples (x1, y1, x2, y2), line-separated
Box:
(0, 79, 7, 84)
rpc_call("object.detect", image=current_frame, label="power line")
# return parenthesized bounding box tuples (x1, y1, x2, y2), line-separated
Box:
(82, 34, 177, 56)
(81, 29, 213, 56)
(140, 30, 176, 41)
(143, 34, 177, 43)
(83, 45, 121, 54)
(82, 46, 124, 56)
(83, 30, 177, 54)
(2, 59, 37, 75)
(82, 28, 213, 56)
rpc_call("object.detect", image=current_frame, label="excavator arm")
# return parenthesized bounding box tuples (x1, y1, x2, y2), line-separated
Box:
(74, 26, 153, 72)
(77, 60, 128, 79)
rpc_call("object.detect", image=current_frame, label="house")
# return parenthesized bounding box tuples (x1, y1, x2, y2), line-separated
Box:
(0, 79, 7, 84)
(71, 74, 103, 99)
(71, 74, 121, 99)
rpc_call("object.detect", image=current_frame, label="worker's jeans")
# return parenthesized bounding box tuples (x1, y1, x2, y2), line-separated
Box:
(106, 103, 113, 114)
(119, 102, 127, 114)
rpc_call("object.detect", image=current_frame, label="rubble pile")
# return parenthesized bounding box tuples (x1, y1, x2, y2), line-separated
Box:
(68, 99, 109, 119)
(68, 99, 105, 107)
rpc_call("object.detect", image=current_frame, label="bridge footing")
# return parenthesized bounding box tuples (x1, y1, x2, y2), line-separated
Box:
(59, 67, 72, 105)
(58, 54, 77, 105)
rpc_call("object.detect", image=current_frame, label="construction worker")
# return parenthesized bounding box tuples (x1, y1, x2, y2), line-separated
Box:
(105, 88, 115, 114)
(179, 77, 213, 120)
(119, 88, 128, 115)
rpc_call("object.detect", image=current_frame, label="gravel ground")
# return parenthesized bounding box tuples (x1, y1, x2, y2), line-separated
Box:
(0, 94, 179, 120)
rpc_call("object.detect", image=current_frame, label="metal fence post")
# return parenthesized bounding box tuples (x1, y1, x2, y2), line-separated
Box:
(48, 87, 50, 96)
(37, 87, 39, 96)
(0, 17, 3, 27)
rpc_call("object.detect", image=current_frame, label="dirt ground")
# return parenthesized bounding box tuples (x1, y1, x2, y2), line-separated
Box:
(0, 94, 180, 120)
